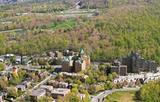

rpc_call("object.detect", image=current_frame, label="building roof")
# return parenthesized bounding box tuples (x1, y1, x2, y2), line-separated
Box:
(40, 85, 53, 91)
(22, 80, 31, 85)
(16, 85, 26, 89)
(79, 48, 84, 55)
(31, 89, 46, 97)
(51, 88, 70, 95)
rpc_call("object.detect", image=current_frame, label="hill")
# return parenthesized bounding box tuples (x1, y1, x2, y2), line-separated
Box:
(0, 0, 160, 63)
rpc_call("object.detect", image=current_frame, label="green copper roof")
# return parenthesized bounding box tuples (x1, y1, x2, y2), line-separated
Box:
(79, 48, 84, 55)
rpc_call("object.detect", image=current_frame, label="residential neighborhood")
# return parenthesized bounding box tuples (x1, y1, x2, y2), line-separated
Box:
(0, 0, 160, 102)
(0, 48, 160, 102)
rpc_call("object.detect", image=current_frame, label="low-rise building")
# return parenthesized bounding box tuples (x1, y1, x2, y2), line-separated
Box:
(51, 88, 70, 99)
(40, 85, 53, 92)
(48, 80, 69, 88)
(30, 89, 46, 102)
(16, 85, 26, 92)
(58, 82, 69, 88)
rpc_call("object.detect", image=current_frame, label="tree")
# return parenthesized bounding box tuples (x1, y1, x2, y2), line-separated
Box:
(104, 81, 115, 90)
(7, 86, 18, 98)
(57, 92, 81, 102)
(0, 77, 8, 90)
(38, 96, 53, 102)
(137, 80, 160, 102)
(0, 63, 5, 71)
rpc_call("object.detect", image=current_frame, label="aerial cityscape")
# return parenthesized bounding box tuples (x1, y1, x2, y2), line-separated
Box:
(0, 0, 160, 102)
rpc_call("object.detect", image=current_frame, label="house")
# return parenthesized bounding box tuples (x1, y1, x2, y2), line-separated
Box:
(16, 85, 26, 92)
(48, 80, 69, 88)
(58, 82, 69, 88)
(40, 85, 53, 92)
(30, 89, 46, 102)
(51, 88, 70, 99)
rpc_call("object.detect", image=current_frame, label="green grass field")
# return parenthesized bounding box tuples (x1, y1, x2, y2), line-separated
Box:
(105, 91, 139, 102)
(50, 19, 77, 30)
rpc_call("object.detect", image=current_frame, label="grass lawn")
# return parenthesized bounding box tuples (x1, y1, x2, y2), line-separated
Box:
(50, 18, 77, 30)
(105, 91, 139, 102)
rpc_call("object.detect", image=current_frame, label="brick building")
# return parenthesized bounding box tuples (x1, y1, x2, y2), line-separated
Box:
(62, 48, 90, 73)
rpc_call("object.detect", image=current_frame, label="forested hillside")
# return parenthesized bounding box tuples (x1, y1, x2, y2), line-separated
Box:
(0, 0, 160, 63)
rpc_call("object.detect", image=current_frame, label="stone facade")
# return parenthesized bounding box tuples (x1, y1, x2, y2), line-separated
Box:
(121, 52, 158, 73)
(120, 65, 128, 76)
(110, 60, 127, 76)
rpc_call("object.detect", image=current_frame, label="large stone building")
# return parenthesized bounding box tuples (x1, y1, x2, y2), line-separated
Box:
(121, 52, 158, 73)
(62, 48, 90, 73)
(110, 60, 128, 76)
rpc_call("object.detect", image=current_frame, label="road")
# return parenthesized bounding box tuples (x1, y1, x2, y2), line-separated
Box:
(91, 87, 140, 102)
(32, 74, 52, 91)
(0, 29, 23, 33)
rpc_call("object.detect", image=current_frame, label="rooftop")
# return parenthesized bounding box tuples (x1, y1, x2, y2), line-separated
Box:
(40, 85, 53, 91)
(51, 88, 70, 95)
(30, 89, 46, 97)
(16, 85, 26, 88)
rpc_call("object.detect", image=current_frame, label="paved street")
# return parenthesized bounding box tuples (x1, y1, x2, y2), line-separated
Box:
(91, 87, 140, 102)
